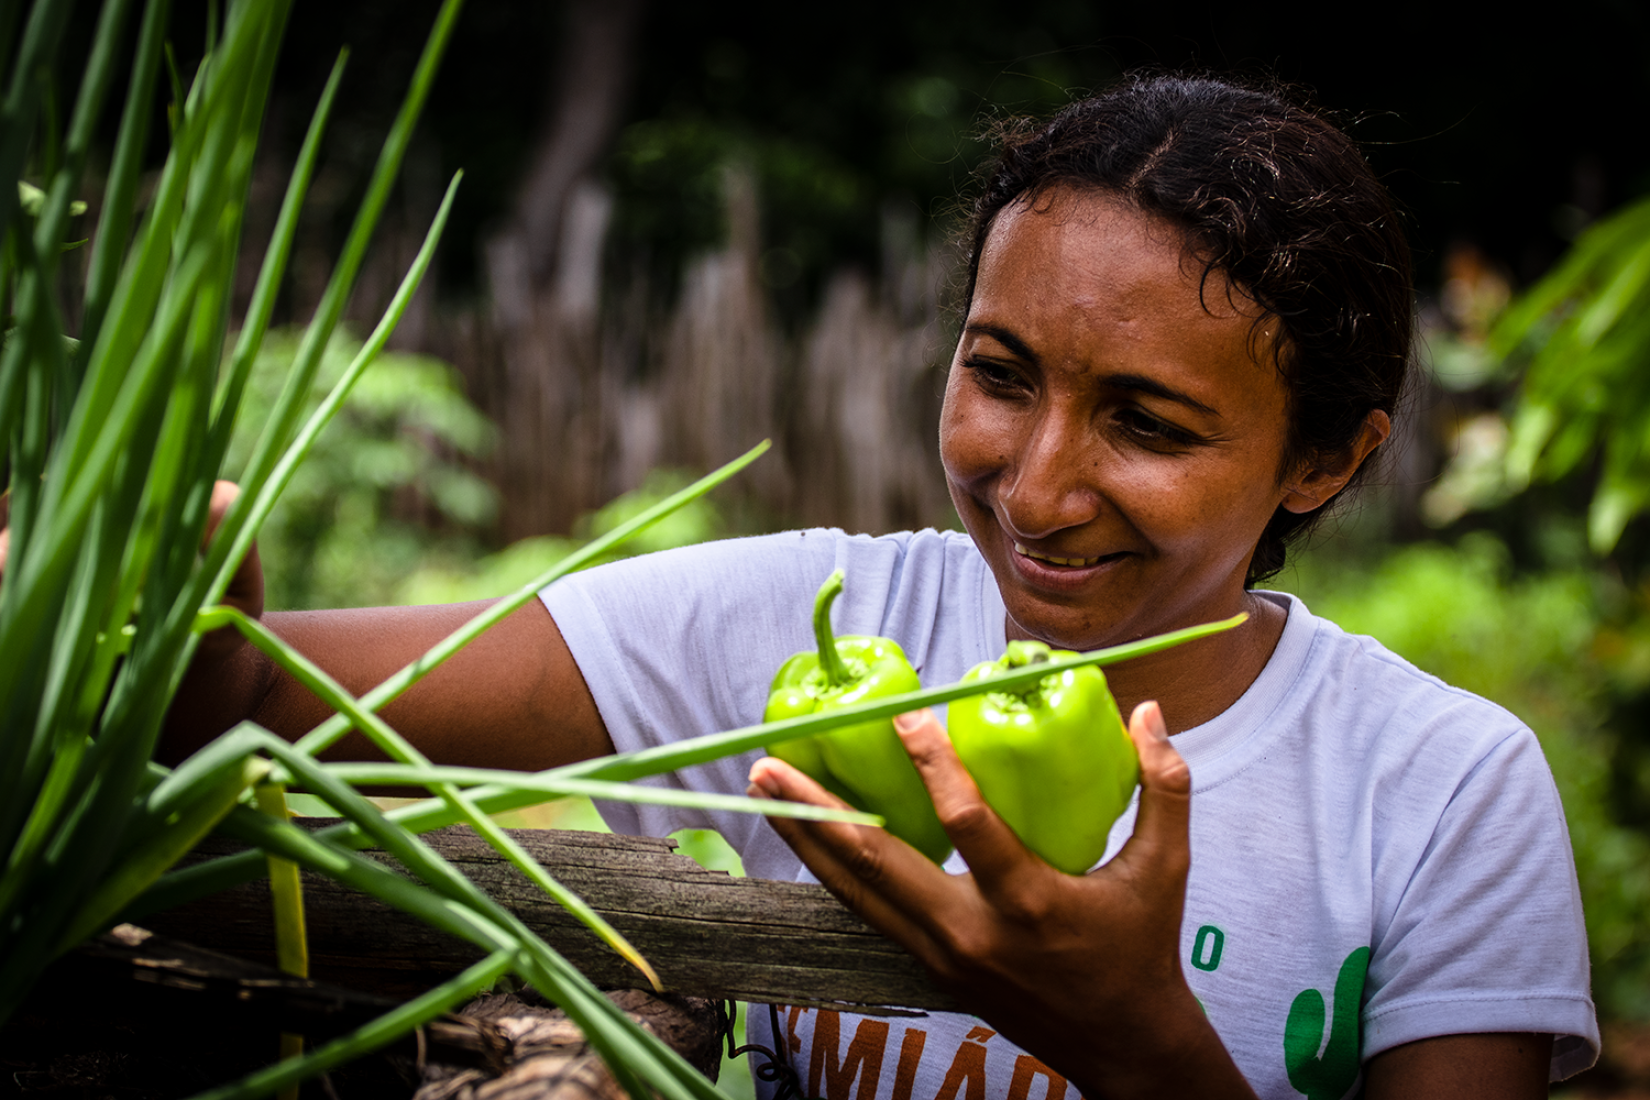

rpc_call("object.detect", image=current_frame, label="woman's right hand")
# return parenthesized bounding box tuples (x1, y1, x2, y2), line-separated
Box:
(161, 481, 278, 759)
(0, 480, 263, 611)
(8, 480, 612, 772)
(751, 702, 1259, 1100)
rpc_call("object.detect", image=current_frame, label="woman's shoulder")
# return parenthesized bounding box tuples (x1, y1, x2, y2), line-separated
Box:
(1267, 590, 1538, 765)
(1245, 594, 1596, 1083)
(1247, 594, 1574, 925)
(542, 526, 992, 649)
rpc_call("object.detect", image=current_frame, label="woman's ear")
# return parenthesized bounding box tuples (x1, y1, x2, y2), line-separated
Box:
(1280, 409, 1392, 515)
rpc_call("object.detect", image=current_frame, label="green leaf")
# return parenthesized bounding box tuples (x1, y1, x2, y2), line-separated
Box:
(16, 180, 43, 216)
(1493, 194, 1650, 546)
(289, 440, 771, 761)
(282, 763, 883, 826)
(253, 783, 309, 979)
(59, 754, 270, 952)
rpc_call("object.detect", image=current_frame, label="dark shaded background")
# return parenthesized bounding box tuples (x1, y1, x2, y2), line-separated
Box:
(48, 0, 1650, 552)
(80, 0, 1650, 309)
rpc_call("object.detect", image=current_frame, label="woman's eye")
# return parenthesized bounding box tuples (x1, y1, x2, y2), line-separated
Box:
(1117, 408, 1195, 447)
(963, 358, 1026, 393)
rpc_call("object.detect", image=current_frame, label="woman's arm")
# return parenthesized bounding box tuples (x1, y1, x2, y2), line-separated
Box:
(1364, 1033, 1551, 1099)
(165, 599, 615, 768)
(159, 484, 615, 768)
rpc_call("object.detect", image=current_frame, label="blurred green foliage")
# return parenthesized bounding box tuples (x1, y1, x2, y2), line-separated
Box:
(1477, 196, 1650, 554)
(229, 333, 731, 615)
(602, 5, 1112, 325)
(397, 468, 725, 605)
(1415, 185, 1650, 1030)
(216, 0, 1650, 333)
(1279, 534, 1650, 1019)
(226, 327, 498, 609)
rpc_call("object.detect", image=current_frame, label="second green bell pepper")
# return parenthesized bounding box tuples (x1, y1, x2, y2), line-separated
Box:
(948, 640, 1140, 874)
(764, 570, 952, 862)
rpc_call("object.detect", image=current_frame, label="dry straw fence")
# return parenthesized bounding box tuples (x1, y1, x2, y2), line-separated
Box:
(354, 163, 966, 543)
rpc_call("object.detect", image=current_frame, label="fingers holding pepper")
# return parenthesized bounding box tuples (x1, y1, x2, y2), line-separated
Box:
(754, 700, 1251, 1097)
(747, 751, 952, 972)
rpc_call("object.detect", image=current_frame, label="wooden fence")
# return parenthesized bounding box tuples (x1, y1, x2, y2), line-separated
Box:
(360, 166, 964, 542)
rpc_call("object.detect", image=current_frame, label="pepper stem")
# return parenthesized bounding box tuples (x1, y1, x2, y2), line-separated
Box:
(1000, 640, 1052, 705)
(813, 569, 853, 688)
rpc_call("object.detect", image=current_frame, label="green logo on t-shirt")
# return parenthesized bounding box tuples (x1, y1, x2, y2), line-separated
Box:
(1283, 946, 1370, 1100)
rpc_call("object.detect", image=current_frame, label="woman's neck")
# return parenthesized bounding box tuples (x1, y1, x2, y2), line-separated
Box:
(1081, 590, 1289, 736)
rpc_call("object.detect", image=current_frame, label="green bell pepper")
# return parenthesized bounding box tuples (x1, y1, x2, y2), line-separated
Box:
(764, 570, 953, 862)
(948, 640, 1139, 874)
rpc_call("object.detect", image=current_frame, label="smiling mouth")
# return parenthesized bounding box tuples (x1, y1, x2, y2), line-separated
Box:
(1013, 542, 1109, 568)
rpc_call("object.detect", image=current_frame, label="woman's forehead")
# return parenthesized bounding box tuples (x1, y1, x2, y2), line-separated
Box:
(975, 188, 1263, 328)
(966, 187, 1288, 406)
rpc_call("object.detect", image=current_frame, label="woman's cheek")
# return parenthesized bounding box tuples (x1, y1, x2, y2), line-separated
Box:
(938, 402, 988, 491)
(941, 389, 1019, 486)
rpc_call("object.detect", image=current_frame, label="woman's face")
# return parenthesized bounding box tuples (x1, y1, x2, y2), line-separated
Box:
(941, 186, 1327, 651)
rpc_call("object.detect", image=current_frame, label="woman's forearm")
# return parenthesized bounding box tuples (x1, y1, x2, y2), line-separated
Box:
(160, 601, 616, 769)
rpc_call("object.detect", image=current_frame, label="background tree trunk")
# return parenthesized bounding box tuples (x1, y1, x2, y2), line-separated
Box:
(479, 0, 647, 540)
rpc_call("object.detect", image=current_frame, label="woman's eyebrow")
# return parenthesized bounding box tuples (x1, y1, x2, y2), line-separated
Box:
(963, 322, 1039, 365)
(964, 323, 1220, 417)
(1105, 372, 1221, 417)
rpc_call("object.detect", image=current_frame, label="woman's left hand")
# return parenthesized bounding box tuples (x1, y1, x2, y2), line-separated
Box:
(749, 701, 1258, 1100)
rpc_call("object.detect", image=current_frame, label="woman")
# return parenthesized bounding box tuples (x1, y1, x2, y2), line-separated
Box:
(171, 75, 1596, 1098)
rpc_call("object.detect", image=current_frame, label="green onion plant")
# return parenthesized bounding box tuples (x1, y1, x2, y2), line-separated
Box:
(0, 2, 1244, 1097)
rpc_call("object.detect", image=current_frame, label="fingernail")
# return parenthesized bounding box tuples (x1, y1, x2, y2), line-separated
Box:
(747, 764, 779, 797)
(1132, 700, 1168, 741)
(893, 709, 927, 734)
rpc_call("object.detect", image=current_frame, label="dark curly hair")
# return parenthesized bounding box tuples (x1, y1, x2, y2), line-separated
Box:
(962, 74, 1413, 584)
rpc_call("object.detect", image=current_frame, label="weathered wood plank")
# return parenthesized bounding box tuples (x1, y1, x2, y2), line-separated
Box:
(145, 826, 957, 1012)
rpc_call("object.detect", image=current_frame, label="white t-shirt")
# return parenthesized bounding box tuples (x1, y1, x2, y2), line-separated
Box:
(542, 528, 1599, 1099)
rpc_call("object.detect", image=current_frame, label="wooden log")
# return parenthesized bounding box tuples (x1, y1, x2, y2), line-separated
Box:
(145, 826, 954, 1013)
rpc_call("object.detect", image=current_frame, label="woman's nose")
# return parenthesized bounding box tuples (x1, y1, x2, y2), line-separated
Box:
(997, 415, 1100, 540)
